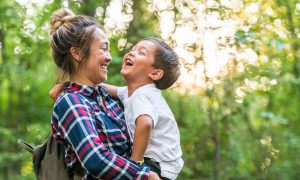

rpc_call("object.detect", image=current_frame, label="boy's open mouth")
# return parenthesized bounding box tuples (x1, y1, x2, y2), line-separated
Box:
(125, 58, 133, 66)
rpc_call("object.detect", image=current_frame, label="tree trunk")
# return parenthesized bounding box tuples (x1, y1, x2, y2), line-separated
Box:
(284, 2, 299, 78)
(126, 0, 138, 42)
(209, 101, 220, 180)
(0, 33, 3, 120)
(0, 17, 8, 180)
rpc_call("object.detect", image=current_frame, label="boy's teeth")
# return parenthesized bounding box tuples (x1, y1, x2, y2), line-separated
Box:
(126, 59, 133, 66)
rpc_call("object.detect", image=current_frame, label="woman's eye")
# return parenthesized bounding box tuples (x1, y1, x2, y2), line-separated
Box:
(100, 48, 108, 52)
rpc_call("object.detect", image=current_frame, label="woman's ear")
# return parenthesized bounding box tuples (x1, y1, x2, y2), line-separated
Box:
(70, 47, 81, 62)
(149, 69, 164, 81)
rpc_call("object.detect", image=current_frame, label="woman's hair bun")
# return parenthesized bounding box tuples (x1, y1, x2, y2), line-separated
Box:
(50, 8, 75, 35)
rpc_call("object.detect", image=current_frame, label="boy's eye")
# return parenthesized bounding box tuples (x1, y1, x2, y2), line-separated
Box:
(139, 51, 146, 55)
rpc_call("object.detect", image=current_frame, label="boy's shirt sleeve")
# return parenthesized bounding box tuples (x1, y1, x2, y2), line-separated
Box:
(52, 93, 150, 180)
(117, 86, 128, 103)
(131, 94, 158, 127)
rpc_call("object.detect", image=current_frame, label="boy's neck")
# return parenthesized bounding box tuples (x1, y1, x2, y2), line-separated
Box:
(127, 82, 152, 97)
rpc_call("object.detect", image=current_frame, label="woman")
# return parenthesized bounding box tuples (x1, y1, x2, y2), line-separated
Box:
(49, 8, 159, 179)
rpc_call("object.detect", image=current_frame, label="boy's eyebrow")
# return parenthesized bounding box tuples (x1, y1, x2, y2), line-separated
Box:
(130, 44, 137, 49)
(130, 44, 150, 53)
(140, 46, 149, 53)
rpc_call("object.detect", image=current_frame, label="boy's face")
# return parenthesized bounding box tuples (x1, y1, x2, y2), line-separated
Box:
(121, 40, 157, 84)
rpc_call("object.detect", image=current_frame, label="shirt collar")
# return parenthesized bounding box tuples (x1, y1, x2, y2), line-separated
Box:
(64, 82, 110, 98)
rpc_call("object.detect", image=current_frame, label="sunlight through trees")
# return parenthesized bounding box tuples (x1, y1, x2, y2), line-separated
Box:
(0, 0, 299, 179)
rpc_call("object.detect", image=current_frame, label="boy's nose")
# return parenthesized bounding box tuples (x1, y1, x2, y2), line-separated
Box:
(128, 51, 136, 57)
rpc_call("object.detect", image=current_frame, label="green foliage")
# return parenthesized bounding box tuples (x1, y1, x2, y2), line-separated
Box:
(0, 0, 299, 179)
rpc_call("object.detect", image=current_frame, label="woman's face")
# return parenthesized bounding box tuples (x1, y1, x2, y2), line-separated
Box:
(78, 29, 111, 86)
(120, 40, 157, 84)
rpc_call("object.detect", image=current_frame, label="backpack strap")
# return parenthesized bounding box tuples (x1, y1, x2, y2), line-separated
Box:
(18, 139, 34, 153)
(32, 138, 48, 176)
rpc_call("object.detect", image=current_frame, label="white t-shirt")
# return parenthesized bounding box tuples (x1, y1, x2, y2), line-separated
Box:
(117, 84, 183, 179)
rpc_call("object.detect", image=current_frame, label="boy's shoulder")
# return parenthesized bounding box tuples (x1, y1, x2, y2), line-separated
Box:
(135, 83, 160, 94)
(131, 85, 164, 105)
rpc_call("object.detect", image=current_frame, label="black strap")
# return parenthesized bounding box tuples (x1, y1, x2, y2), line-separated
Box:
(144, 157, 171, 180)
(144, 157, 161, 175)
(18, 139, 34, 153)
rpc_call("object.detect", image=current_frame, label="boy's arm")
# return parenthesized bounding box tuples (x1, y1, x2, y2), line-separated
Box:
(131, 115, 153, 162)
(101, 83, 118, 98)
(49, 84, 64, 100)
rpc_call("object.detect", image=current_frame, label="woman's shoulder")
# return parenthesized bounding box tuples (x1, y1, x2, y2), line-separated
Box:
(54, 91, 91, 110)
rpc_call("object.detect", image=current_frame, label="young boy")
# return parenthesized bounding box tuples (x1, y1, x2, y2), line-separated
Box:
(50, 37, 183, 179)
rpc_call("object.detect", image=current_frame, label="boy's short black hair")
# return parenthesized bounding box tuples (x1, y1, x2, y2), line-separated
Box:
(143, 37, 180, 90)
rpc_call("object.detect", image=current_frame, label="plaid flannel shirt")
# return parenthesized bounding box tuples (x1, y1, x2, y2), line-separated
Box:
(51, 82, 150, 179)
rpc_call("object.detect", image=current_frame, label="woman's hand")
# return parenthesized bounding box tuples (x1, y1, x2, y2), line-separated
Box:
(148, 171, 161, 180)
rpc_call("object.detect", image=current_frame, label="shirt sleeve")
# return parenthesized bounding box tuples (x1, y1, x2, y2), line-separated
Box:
(53, 93, 150, 180)
(131, 94, 158, 127)
(117, 86, 128, 103)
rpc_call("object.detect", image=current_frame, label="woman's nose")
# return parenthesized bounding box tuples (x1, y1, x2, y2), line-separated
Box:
(105, 51, 112, 62)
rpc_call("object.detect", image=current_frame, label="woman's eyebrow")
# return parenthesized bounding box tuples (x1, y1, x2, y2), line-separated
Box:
(100, 42, 108, 48)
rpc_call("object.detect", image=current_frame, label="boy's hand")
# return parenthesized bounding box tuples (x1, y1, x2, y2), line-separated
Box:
(49, 84, 63, 101)
(149, 171, 161, 180)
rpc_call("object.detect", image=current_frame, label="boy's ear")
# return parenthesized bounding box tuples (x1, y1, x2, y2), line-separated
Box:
(149, 69, 164, 81)
(70, 47, 81, 62)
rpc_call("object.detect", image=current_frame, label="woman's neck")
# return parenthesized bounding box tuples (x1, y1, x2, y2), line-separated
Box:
(70, 75, 98, 87)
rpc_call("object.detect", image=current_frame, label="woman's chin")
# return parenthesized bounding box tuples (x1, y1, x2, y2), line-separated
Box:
(101, 77, 107, 83)
(95, 76, 107, 84)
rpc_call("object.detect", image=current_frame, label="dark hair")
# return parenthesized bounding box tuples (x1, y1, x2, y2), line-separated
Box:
(50, 8, 105, 82)
(143, 37, 180, 89)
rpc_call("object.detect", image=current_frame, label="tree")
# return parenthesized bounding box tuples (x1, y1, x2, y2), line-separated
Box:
(0, 0, 299, 179)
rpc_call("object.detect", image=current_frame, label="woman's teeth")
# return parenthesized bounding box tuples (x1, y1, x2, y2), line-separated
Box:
(101, 65, 107, 70)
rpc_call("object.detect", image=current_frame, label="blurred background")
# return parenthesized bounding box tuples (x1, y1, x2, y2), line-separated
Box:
(0, 0, 299, 179)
